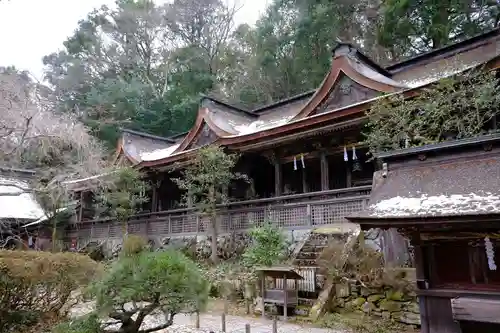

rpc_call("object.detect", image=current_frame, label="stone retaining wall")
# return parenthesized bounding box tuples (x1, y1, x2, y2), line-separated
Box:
(332, 283, 420, 326)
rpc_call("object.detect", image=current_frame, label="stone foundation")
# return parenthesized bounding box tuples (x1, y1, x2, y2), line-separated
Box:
(332, 282, 420, 326)
(89, 228, 312, 260)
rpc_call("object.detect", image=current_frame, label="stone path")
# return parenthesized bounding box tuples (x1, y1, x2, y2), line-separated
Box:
(165, 313, 346, 333)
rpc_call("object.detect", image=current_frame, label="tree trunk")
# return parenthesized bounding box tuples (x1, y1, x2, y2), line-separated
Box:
(210, 214, 218, 264)
(51, 216, 58, 252)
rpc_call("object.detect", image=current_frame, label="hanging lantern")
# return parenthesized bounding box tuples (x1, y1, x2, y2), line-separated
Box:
(485, 237, 497, 271)
(301, 154, 305, 169)
(352, 146, 361, 172)
(293, 156, 298, 171)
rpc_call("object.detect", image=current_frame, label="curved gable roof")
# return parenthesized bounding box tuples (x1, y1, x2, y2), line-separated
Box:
(134, 29, 500, 167)
(291, 43, 407, 120)
(114, 129, 176, 164)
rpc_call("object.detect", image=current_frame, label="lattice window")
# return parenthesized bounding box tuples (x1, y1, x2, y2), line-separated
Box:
(109, 222, 122, 238)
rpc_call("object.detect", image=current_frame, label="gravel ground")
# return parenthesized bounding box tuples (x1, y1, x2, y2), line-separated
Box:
(70, 302, 346, 333)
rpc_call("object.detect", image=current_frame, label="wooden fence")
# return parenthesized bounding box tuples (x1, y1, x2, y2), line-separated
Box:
(67, 186, 371, 242)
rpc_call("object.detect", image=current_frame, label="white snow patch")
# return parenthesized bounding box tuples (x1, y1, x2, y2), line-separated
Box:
(370, 193, 500, 217)
(233, 116, 294, 135)
(403, 61, 482, 88)
(140, 144, 181, 162)
(0, 177, 45, 220)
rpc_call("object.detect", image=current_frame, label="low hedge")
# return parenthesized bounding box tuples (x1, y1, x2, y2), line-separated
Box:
(0, 250, 101, 332)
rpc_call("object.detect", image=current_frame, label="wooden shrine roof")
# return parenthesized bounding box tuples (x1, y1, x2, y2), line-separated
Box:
(111, 29, 500, 168)
(255, 266, 304, 280)
(348, 134, 500, 227)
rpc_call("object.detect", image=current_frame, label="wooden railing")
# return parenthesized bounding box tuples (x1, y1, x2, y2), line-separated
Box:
(68, 186, 371, 241)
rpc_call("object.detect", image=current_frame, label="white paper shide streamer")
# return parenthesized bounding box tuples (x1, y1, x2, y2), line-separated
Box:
(301, 154, 305, 168)
(485, 237, 497, 271)
(293, 156, 297, 170)
(344, 146, 348, 162)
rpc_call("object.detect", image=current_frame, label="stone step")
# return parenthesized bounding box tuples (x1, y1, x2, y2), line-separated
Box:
(293, 259, 318, 266)
(295, 251, 320, 259)
(301, 245, 326, 253)
(298, 297, 316, 306)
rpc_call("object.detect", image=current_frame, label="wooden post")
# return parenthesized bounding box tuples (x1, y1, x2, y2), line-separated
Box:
(195, 312, 200, 329)
(77, 191, 84, 222)
(261, 273, 266, 319)
(245, 323, 251, 333)
(306, 204, 312, 226)
(301, 166, 308, 193)
(221, 312, 226, 332)
(283, 273, 288, 321)
(272, 317, 278, 333)
(273, 157, 282, 197)
(151, 179, 159, 213)
(320, 151, 329, 191)
(346, 162, 352, 187)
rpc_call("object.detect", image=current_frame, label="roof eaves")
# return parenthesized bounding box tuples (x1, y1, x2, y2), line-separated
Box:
(199, 95, 257, 117)
(375, 133, 500, 162)
(251, 90, 316, 114)
(121, 128, 176, 143)
(386, 28, 500, 73)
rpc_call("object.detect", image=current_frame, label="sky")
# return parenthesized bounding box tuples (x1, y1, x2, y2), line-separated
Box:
(0, 0, 268, 80)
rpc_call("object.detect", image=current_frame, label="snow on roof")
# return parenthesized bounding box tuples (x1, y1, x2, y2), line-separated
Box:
(22, 201, 78, 228)
(140, 143, 181, 162)
(369, 193, 500, 218)
(229, 115, 295, 135)
(0, 177, 45, 220)
(402, 61, 484, 88)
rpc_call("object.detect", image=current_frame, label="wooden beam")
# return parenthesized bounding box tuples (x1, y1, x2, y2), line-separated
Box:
(452, 297, 500, 324)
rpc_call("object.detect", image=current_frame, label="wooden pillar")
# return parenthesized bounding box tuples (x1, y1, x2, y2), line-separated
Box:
(346, 163, 352, 187)
(151, 178, 160, 213)
(283, 273, 288, 321)
(273, 157, 282, 197)
(301, 167, 308, 193)
(320, 151, 329, 191)
(261, 273, 266, 319)
(77, 191, 84, 222)
(412, 232, 430, 333)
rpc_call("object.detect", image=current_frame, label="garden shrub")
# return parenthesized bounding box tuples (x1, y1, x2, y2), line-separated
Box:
(242, 221, 288, 268)
(84, 248, 209, 333)
(0, 250, 101, 332)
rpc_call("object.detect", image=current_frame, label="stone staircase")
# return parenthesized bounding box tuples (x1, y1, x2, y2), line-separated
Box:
(290, 224, 361, 305)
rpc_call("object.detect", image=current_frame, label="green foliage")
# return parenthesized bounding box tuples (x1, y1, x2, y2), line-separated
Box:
(88, 249, 209, 333)
(378, 0, 499, 57)
(242, 222, 288, 268)
(95, 167, 150, 225)
(318, 312, 411, 333)
(364, 70, 500, 153)
(121, 234, 148, 257)
(0, 250, 101, 332)
(40, 0, 500, 143)
(51, 314, 102, 333)
(173, 145, 246, 263)
(174, 145, 243, 214)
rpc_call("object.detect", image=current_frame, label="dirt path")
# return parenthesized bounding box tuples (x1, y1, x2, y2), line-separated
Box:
(165, 313, 346, 333)
(70, 302, 347, 333)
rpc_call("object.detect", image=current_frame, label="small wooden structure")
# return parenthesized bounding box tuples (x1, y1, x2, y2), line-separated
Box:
(256, 266, 303, 320)
(348, 134, 500, 333)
